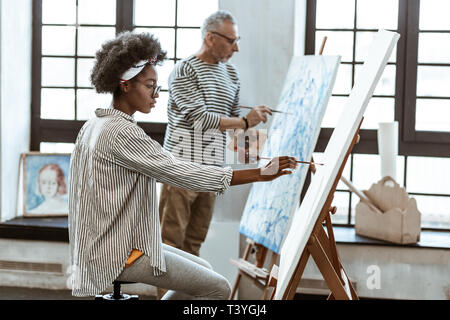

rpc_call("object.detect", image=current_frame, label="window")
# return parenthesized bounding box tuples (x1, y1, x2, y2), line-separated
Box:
(31, 0, 218, 150)
(40, 0, 116, 122)
(316, 0, 398, 130)
(132, 0, 218, 123)
(404, 0, 450, 140)
(308, 0, 450, 230)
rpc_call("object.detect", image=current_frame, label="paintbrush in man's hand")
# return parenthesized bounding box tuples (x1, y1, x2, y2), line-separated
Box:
(239, 106, 293, 115)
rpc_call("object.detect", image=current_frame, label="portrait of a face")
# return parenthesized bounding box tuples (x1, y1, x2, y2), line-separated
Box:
(23, 153, 71, 217)
(37, 164, 66, 199)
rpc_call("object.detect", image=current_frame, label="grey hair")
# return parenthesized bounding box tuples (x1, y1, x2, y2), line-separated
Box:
(201, 10, 237, 40)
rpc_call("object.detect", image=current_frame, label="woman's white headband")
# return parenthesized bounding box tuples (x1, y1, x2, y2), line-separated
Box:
(120, 57, 157, 83)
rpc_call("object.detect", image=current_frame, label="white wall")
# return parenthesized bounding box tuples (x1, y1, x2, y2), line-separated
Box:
(0, 0, 32, 222)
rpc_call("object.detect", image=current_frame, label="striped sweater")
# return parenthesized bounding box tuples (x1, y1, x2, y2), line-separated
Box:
(68, 108, 233, 296)
(164, 55, 241, 165)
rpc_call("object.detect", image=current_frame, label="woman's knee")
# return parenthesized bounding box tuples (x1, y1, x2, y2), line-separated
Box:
(215, 276, 232, 300)
(199, 259, 213, 270)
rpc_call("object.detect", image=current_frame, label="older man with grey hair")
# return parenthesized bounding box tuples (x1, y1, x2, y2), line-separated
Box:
(159, 10, 272, 267)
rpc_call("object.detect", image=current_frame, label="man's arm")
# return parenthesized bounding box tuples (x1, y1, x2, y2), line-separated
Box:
(219, 105, 273, 131)
(219, 117, 247, 131)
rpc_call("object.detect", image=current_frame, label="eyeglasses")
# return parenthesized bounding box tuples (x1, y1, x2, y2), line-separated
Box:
(210, 31, 241, 45)
(134, 79, 161, 98)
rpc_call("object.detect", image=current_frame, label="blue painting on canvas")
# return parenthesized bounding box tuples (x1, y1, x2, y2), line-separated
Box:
(239, 56, 340, 253)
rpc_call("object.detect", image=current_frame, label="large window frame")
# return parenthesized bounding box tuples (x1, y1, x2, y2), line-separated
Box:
(309, 0, 450, 157)
(31, 0, 169, 149)
(307, 0, 450, 231)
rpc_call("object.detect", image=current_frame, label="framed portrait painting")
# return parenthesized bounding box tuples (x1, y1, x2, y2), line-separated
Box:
(21, 152, 71, 217)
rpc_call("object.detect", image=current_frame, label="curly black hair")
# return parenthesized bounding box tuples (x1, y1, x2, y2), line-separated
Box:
(90, 31, 167, 95)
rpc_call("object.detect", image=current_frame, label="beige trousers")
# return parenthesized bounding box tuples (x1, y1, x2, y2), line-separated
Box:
(159, 184, 216, 257)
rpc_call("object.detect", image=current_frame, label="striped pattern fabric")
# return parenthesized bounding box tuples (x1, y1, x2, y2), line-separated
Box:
(68, 108, 233, 296)
(164, 55, 240, 165)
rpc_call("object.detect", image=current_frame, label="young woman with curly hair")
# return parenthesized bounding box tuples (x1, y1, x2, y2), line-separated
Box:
(68, 31, 297, 299)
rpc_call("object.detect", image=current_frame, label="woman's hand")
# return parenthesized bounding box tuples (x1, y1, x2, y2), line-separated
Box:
(230, 156, 297, 186)
(259, 156, 298, 181)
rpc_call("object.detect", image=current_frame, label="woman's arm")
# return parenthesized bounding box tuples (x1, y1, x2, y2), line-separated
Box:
(230, 156, 298, 186)
(113, 124, 297, 193)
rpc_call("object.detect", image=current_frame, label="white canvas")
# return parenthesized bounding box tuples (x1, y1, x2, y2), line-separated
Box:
(275, 30, 400, 299)
(238, 55, 340, 253)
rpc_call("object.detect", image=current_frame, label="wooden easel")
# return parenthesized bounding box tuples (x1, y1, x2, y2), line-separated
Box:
(265, 119, 363, 300)
(229, 239, 278, 299)
(229, 37, 330, 300)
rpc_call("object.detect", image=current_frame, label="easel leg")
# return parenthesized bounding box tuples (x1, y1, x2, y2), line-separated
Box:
(318, 216, 358, 299)
(229, 241, 253, 300)
(262, 252, 278, 299)
(308, 235, 350, 300)
(264, 264, 279, 300)
(284, 249, 311, 300)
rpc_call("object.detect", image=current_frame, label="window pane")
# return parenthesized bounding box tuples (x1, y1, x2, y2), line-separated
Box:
(321, 96, 347, 128)
(314, 152, 351, 190)
(41, 58, 74, 87)
(41, 88, 75, 120)
(316, 0, 355, 29)
(419, 0, 450, 30)
(361, 97, 395, 129)
(353, 154, 405, 190)
(355, 31, 396, 63)
(76, 89, 111, 120)
(312, 152, 350, 191)
(177, 0, 218, 27)
(330, 191, 350, 224)
(77, 27, 116, 56)
(355, 64, 396, 96)
(407, 156, 450, 194)
(315, 31, 353, 62)
(418, 33, 450, 63)
(415, 99, 450, 132)
(134, 28, 175, 59)
(42, 0, 76, 24)
(351, 194, 359, 224)
(338, 157, 352, 191)
(417, 66, 450, 97)
(177, 28, 202, 60)
(78, 0, 116, 25)
(414, 195, 450, 229)
(135, 91, 169, 123)
(156, 60, 175, 90)
(332, 64, 352, 95)
(134, 0, 175, 26)
(42, 26, 76, 56)
(77, 58, 95, 87)
(40, 142, 75, 153)
(356, 0, 398, 30)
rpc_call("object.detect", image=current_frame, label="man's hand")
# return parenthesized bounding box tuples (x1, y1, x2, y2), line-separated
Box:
(246, 105, 273, 128)
(259, 156, 298, 181)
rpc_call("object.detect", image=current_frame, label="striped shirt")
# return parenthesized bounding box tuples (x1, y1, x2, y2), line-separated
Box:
(164, 55, 241, 165)
(68, 108, 233, 297)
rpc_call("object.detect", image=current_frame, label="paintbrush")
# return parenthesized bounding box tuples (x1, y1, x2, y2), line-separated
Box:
(257, 156, 324, 166)
(239, 106, 293, 115)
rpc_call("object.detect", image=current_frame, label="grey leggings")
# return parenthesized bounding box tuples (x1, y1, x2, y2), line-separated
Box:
(116, 244, 231, 300)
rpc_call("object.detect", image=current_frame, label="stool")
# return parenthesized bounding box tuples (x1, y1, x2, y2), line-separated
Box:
(95, 281, 139, 300)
